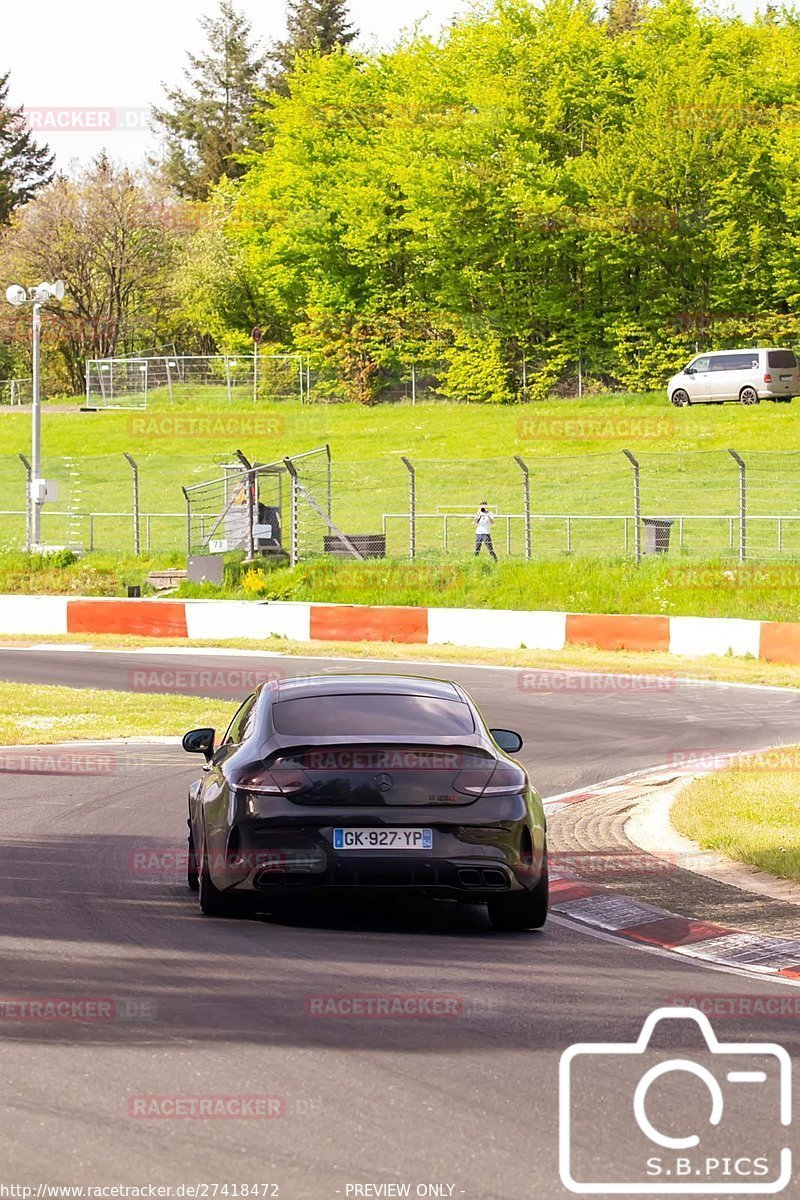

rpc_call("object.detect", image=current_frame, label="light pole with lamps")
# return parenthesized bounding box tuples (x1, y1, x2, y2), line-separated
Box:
(5, 280, 65, 547)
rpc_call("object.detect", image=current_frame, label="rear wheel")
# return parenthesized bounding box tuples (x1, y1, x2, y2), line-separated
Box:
(199, 834, 245, 918)
(740, 387, 759, 406)
(187, 822, 199, 892)
(671, 390, 691, 408)
(487, 863, 549, 932)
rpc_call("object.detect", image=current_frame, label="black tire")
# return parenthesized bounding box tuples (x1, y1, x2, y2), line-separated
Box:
(671, 389, 691, 408)
(487, 864, 549, 932)
(187, 822, 199, 892)
(199, 834, 244, 918)
(740, 386, 759, 406)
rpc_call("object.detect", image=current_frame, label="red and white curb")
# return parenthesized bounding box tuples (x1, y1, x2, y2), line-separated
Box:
(544, 773, 800, 982)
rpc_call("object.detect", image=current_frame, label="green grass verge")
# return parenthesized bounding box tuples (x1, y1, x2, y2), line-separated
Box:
(3, 548, 800, 621)
(0, 681, 235, 746)
(177, 556, 800, 621)
(672, 764, 800, 883)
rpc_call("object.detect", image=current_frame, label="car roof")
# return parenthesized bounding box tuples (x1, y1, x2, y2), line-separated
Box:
(273, 673, 466, 703)
(697, 347, 792, 356)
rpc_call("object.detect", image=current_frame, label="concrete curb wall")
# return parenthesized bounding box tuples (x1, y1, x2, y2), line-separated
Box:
(2, 596, 800, 665)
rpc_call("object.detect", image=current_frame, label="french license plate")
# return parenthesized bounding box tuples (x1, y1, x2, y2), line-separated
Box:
(333, 828, 433, 851)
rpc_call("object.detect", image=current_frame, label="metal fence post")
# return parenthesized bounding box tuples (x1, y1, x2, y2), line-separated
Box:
(288, 468, 299, 567)
(18, 453, 32, 550)
(623, 450, 641, 563)
(401, 456, 416, 560)
(123, 453, 140, 555)
(514, 455, 531, 561)
(224, 356, 233, 404)
(234, 451, 256, 561)
(181, 486, 191, 557)
(325, 443, 332, 523)
(728, 449, 746, 563)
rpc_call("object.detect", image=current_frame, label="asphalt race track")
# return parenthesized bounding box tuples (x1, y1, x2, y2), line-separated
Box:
(0, 648, 799, 1197)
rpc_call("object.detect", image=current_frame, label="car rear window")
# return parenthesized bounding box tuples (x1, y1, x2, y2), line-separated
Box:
(272, 694, 476, 737)
(767, 350, 797, 369)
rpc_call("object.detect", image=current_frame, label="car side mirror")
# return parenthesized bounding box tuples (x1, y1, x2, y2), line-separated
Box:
(684, 367, 695, 375)
(491, 728, 523, 754)
(182, 727, 216, 761)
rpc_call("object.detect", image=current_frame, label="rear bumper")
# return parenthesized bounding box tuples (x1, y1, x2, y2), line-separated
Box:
(210, 823, 545, 899)
(245, 855, 534, 899)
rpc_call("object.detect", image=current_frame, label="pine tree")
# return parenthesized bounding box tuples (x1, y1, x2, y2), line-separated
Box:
(270, 0, 358, 91)
(152, 1, 267, 200)
(606, 0, 643, 35)
(0, 73, 54, 225)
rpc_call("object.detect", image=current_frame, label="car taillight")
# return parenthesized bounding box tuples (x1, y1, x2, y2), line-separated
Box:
(764, 374, 772, 383)
(233, 767, 306, 796)
(452, 763, 526, 796)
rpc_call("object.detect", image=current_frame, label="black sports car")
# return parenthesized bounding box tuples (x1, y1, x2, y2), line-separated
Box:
(183, 673, 548, 931)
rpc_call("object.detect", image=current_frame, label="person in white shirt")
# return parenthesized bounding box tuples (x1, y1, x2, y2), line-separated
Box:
(474, 502, 498, 560)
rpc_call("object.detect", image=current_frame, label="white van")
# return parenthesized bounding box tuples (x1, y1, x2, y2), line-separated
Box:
(667, 347, 800, 406)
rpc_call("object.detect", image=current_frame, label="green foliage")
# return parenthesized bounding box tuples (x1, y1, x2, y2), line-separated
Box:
(183, 0, 800, 402)
(440, 333, 516, 405)
(0, 158, 183, 392)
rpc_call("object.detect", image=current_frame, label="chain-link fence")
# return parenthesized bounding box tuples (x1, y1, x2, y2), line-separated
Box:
(85, 354, 306, 409)
(180, 448, 800, 566)
(85, 353, 457, 408)
(4, 446, 800, 562)
(0, 378, 32, 407)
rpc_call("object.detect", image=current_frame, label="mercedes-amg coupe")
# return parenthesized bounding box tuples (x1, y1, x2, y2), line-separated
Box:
(183, 673, 548, 931)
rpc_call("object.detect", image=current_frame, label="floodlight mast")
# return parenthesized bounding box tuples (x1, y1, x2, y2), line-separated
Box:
(4, 281, 65, 546)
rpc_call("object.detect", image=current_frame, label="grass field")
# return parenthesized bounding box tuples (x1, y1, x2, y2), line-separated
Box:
(0, 681, 234, 746)
(672, 761, 800, 883)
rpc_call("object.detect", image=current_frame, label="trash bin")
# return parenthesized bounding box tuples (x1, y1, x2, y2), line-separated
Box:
(642, 518, 674, 555)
